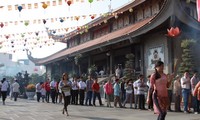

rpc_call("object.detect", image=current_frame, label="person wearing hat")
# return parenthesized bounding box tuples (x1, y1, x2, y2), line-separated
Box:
(173, 75, 181, 112)
(12, 79, 20, 101)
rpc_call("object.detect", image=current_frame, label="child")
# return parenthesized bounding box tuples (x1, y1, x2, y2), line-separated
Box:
(41, 84, 46, 102)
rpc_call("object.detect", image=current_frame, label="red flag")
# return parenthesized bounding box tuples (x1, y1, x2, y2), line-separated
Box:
(197, 0, 200, 22)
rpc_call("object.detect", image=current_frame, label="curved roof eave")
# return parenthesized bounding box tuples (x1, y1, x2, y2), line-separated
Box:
(30, 0, 200, 66)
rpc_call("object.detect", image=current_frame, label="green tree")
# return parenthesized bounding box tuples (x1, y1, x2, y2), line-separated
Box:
(29, 73, 45, 84)
(178, 39, 196, 75)
(88, 64, 97, 78)
(74, 53, 82, 76)
(123, 53, 135, 80)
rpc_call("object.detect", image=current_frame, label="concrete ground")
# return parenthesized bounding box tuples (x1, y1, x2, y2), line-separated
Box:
(0, 98, 199, 120)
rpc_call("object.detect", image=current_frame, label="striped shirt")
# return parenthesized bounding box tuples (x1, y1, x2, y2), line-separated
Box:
(86, 79, 94, 91)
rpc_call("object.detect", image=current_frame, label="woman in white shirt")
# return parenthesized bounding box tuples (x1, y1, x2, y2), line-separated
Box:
(60, 73, 72, 116)
(1, 78, 9, 105)
(123, 79, 133, 108)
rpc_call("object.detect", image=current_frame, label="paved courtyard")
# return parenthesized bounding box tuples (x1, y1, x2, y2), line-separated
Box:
(0, 98, 199, 120)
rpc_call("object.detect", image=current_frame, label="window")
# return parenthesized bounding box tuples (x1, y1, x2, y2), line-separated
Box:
(152, 2, 159, 15)
(124, 15, 129, 26)
(144, 6, 151, 18)
(113, 20, 118, 30)
(137, 8, 143, 21)
(118, 18, 124, 28)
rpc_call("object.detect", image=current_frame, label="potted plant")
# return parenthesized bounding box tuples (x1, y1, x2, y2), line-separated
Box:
(25, 84, 36, 100)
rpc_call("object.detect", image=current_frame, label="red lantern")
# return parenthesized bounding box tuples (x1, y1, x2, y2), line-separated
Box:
(5, 35, 9, 39)
(0, 23, 4, 28)
(66, 0, 72, 6)
(167, 27, 181, 37)
(91, 15, 95, 19)
(42, 3, 48, 9)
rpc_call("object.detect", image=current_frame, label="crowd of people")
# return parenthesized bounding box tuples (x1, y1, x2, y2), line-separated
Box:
(0, 61, 200, 119)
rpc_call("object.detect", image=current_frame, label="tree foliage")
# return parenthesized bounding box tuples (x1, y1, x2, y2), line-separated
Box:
(123, 53, 135, 80)
(178, 39, 196, 75)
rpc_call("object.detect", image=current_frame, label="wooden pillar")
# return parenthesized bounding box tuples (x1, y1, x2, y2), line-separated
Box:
(88, 55, 91, 67)
(140, 44, 144, 75)
(72, 61, 75, 74)
(168, 15, 176, 73)
(109, 50, 114, 75)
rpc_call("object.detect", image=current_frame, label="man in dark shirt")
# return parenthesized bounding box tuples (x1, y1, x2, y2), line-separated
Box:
(120, 78, 126, 102)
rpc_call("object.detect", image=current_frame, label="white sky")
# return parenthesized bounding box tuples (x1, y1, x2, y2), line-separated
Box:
(0, 0, 132, 61)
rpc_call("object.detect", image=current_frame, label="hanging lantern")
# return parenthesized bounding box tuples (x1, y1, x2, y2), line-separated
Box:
(35, 32, 39, 36)
(42, 3, 48, 9)
(43, 19, 47, 24)
(129, 8, 133, 12)
(91, 15, 95, 19)
(88, 0, 93, 7)
(24, 21, 29, 26)
(77, 27, 81, 31)
(5, 35, 9, 39)
(60, 18, 64, 23)
(65, 0, 72, 11)
(167, 27, 181, 38)
(88, 0, 93, 3)
(75, 16, 80, 21)
(104, 20, 107, 24)
(67, 0, 72, 6)
(0, 23, 4, 28)
(18, 5, 23, 12)
(115, 15, 118, 19)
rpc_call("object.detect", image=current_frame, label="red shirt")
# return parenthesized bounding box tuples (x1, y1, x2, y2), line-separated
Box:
(44, 82, 51, 92)
(92, 83, 100, 92)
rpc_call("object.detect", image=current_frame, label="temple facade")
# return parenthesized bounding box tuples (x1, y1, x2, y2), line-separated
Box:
(28, 0, 200, 79)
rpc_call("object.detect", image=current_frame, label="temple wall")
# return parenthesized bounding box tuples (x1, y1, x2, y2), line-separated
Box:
(143, 32, 170, 76)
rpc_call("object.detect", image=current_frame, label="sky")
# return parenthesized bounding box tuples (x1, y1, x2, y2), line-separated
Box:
(0, 0, 133, 61)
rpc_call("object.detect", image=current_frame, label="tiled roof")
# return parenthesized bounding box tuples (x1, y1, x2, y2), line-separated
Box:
(36, 17, 154, 65)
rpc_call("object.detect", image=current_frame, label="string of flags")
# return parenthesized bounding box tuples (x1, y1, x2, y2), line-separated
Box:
(0, 0, 136, 53)
(0, 0, 108, 12)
